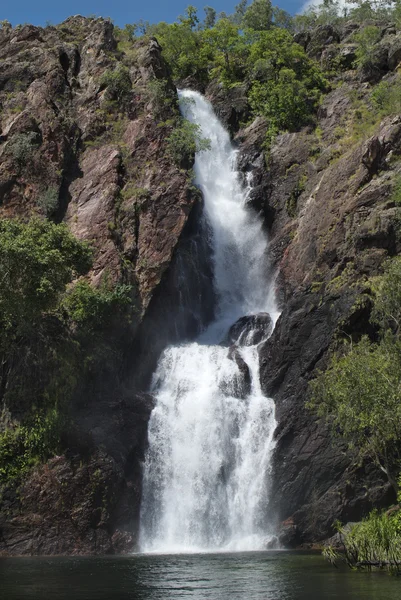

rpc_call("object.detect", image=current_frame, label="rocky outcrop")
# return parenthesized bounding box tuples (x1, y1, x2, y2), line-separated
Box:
(224, 313, 273, 347)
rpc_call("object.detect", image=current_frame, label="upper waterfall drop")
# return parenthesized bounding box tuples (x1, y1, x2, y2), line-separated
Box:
(139, 90, 279, 554)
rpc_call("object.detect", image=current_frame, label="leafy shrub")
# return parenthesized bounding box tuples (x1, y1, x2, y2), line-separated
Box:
(166, 119, 211, 166)
(309, 257, 401, 493)
(247, 28, 326, 143)
(371, 256, 401, 330)
(146, 78, 177, 117)
(62, 280, 133, 332)
(0, 218, 92, 341)
(0, 217, 136, 485)
(7, 131, 40, 166)
(326, 500, 401, 572)
(100, 65, 132, 105)
(37, 187, 59, 217)
(309, 335, 401, 491)
(353, 26, 382, 73)
(343, 511, 401, 567)
(370, 77, 401, 117)
(0, 409, 63, 483)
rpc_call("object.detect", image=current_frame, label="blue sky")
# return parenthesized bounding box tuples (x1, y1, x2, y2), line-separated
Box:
(2, 1, 304, 28)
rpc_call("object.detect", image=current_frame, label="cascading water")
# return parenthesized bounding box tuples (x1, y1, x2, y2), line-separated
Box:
(139, 90, 279, 553)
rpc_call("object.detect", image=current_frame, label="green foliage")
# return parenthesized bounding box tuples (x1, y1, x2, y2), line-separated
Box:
(247, 28, 326, 140)
(7, 131, 40, 166)
(37, 187, 59, 217)
(0, 217, 135, 485)
(166, 119, 211, 166)
(131, 3, 324, 145)
(147, 19, 209, 82)
(0, 218, 92, 344)
(100, 65, 132, 105)
(353, 25, 381, 72)
(242, 0, 273, 31)
(146, 78, 177, 117)
(203, 6, 217, 29)
(370, 77, 401, 118)
(371, 256, 401, 331)
(0, 409, 63, 483)
(232, 0, 248, 25)
(62, 280, 133, 332)
(179, 5, 199, 29)
(272, 6, 294, 30)
(334, 508, 401, 571)
(309, 335, 401, 490)
(390, 174, 401, 207)
(203, 18, 246, 84)
(293, 0, 340, 33)
(309, 255, 401, 491)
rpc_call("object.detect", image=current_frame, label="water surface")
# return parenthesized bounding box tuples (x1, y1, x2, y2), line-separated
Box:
(1, 551, 400, 600)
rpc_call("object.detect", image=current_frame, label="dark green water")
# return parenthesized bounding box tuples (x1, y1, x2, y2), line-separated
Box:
(0, 551, 400, 599)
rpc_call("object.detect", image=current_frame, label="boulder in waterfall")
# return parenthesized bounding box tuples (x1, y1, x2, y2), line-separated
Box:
(225, 346, 251, 399)
(224, 313, 273, 347)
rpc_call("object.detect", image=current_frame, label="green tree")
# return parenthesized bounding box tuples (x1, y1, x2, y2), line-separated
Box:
(246, 28, 326, 139)
(232, 0, 249, 25)
(353, 25, 382, 73)
(203, 18, 245, 83)
(203, 6, 217, 29)
(100, 65, 132, 105)
(309, 336, 401, 492)
(371, 257, 401, 332)
(148, 20, 208, 81)
(272, 6, 294, 30)
(179, 5, 199, 29)
(62, 280, 132, 333)
(243, 0, 273, 31)
(0, 218, 92, 344)
(0, 218, 92, 439)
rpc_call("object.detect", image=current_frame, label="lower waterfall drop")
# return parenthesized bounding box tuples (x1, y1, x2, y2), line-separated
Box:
(139, 90, 279, 553)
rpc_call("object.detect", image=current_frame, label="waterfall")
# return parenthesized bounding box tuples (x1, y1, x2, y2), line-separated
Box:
(139, 90, 279, 553)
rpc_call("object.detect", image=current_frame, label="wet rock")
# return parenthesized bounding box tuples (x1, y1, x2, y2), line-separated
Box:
(225, 313, 273, 347)
(226, 346, 252, 399)
(235, 73, 401, 545)
(206, 80, 249, 134)
(277, 517, 299, 548)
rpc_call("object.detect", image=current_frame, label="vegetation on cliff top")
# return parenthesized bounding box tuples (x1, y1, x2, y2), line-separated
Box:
(117, 1, 328, 144)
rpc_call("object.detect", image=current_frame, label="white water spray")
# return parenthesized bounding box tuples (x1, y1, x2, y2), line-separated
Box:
(140, 91, 278, 553)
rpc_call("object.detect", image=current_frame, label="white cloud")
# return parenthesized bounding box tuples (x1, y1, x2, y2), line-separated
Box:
(300, 0, 355, 16)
